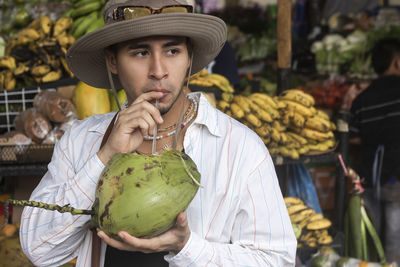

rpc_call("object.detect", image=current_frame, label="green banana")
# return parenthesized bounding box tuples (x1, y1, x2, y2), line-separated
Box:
(69, 16, 86, 35)
(71, 2, 102, 18)
(85, 16, 104, 34)
(74, 0, 102, 9)
(72, 11, 98, 39)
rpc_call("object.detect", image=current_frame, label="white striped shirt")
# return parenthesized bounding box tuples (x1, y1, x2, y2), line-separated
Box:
(20, 92, 296, 266)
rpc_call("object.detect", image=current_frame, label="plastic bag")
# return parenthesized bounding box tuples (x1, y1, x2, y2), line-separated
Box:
(288, 163, 323, 214)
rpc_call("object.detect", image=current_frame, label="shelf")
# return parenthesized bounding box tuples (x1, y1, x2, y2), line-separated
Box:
(0, 150, 338, 177)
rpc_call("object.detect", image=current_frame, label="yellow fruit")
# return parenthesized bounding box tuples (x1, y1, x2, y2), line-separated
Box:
(72, 81, 111, 119)
(217, 100, 230, 112)
(0, 56, 16, 70)
(300, 128, 334, 141)
(230, 103, 244, 119)
(286, 132, 308, 145)
(316, 109, 330, 121)
(53, 17, 73, 37)
(281, 100, 315, 117)
(284, 197, 303, 206)
(41, 69, 62, 83)
(305, 116, 332, 132)
(31, 65, 51, 76)
(249, 93, 278, 109)
(287, 204, 307, 215)
(221, 92, 234, 103)
(233, 95, 250, 113)
(306, 218, 332, 230)
(255, 125, 270, 138)
(245, 113, 262, 128)
(318, 235, 333, 245)
(280, 89, 314, 107)
(39, 15, 53, 35)
(110, 89, 127, 111)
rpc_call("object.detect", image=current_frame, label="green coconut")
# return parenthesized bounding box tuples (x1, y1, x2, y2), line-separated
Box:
(92, 150, 201, 238)
(1, 150, 200, 240)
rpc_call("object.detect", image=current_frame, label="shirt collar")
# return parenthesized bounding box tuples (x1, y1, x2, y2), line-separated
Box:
(190, 92, 222, 137)
(87, 92, 222, 137)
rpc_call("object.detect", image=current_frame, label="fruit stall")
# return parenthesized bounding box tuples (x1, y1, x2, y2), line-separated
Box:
(1, 0, 399, 266)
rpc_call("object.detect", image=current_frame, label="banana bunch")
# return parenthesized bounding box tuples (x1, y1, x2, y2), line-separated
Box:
(1, 15, 77, 90)
(63, 0, 106, 39)
(189, 69, 235, 95)
(284, 197, 333, 248)
(217, 89, 337, 159)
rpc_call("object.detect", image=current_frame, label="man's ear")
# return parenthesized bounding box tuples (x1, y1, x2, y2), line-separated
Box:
(105, 49, 118, 75)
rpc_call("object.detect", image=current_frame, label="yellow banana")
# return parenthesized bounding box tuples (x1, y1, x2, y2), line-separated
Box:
(221, 92, 234, 103)
(255, 125, 271, 138)
(286, 132, 308, 145)
(282, 100, 315, 117)
(40, 15, 53, 35)
(316, 109, 330, 121)
(245, 113, 262, 128)
(297, 146, 310, 155)
(261, 136, 271, 145)
(41, 69, 62, 83)
(330, 122, 337, 131)
(287, 204, 308, 215)
(284, 197, 303, 206)
(318, 235, 333, 245)
(0, 72, 4, 89)
(17, 28, 40, 41)
(53, 17, 73, 37)
(56, 33, 70, 47)
(249, 93, 278, 109)
(31, 65, 51, 76)
(272, 120, 287, 132)
(270, 127, 282, 143)
(217, 100, 230, 112)
(280, 89, 314, 107)
(0, 57, 16, 70)
(305, 116, 332, 132)
(248, 99, 273, 123)
(284, 89, 315, 105)
(60, 57, 74, 77)
(249, 97, 280, 119)
(13, 63, 29, 76)
(230, 103, 245, 119)
(291, 112, 305, 128)
(300, 128, 334, 141)
(306, 218, 332, 230)
(233, 95, 250, 113)
(4, 71, 16, 90)
(208, 74, 234, 93)
(189, 78, 214, 87)
(225, 110, 232, 117)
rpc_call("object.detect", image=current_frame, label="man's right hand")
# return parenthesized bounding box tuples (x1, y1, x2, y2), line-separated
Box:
(97, 91, 164, 165)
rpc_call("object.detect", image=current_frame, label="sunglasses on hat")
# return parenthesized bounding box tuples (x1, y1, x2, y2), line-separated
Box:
(112, 5, 193, 22)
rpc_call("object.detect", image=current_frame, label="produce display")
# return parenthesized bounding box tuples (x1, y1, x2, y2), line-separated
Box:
(284, 197, 333, 248)
(216, 88, 337, 159)
(0, 15, 76, 90)
(72, 81, 110, 119)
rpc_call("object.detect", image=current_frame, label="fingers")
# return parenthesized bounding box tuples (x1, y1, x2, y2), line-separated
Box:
(97, 231, 134, 251)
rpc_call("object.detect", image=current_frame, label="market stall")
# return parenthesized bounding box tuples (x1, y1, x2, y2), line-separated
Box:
(1, 0, 399, 266)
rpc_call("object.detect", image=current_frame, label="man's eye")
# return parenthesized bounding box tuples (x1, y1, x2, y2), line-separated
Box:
(167, 49, 180, 55)
(134, 50, 148, 57)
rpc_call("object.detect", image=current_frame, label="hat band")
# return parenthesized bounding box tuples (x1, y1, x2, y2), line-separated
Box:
(110, 5, 193, 22)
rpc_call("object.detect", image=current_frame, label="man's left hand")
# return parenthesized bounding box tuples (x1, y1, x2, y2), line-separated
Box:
(97, 212, 190, 254)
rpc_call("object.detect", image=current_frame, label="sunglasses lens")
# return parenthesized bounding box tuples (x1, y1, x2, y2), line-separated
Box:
(161, 6, 190, 14)
(124, 7, 151, 19)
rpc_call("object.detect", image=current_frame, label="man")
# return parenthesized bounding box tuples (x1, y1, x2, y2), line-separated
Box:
(350, 38, 400, 263)
(20, 0, 296, 266)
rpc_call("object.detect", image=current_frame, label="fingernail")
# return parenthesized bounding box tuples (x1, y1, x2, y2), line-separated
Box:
(97, 232, 103, 238)
(158, 116, 163, 122)
(118, 232, 125, 239)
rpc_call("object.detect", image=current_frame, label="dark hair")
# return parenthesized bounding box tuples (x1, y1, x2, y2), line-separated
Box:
(371, 38, 400, 75)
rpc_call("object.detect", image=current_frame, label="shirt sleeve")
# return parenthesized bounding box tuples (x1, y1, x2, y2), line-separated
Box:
(165, 153, 297, 266)
(19, 124, 105, 267)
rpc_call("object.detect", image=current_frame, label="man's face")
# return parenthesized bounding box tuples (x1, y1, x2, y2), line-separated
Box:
(108, 36, 191, 114)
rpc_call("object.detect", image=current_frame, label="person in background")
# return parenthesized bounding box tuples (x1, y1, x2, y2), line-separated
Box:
(350, 38, 400, 263)
(19, 0, 296, 266)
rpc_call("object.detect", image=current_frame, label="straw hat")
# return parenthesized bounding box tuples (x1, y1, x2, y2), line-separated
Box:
(66, 0, 227, 90)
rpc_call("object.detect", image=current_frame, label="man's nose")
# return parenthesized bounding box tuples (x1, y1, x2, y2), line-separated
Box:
(149, 53, 168, 80)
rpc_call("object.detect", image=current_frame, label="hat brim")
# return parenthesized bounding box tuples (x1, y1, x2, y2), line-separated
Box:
(66, 13, 227, 90)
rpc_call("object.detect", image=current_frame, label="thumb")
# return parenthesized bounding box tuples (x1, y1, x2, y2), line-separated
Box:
(176, 212, 187, 228)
